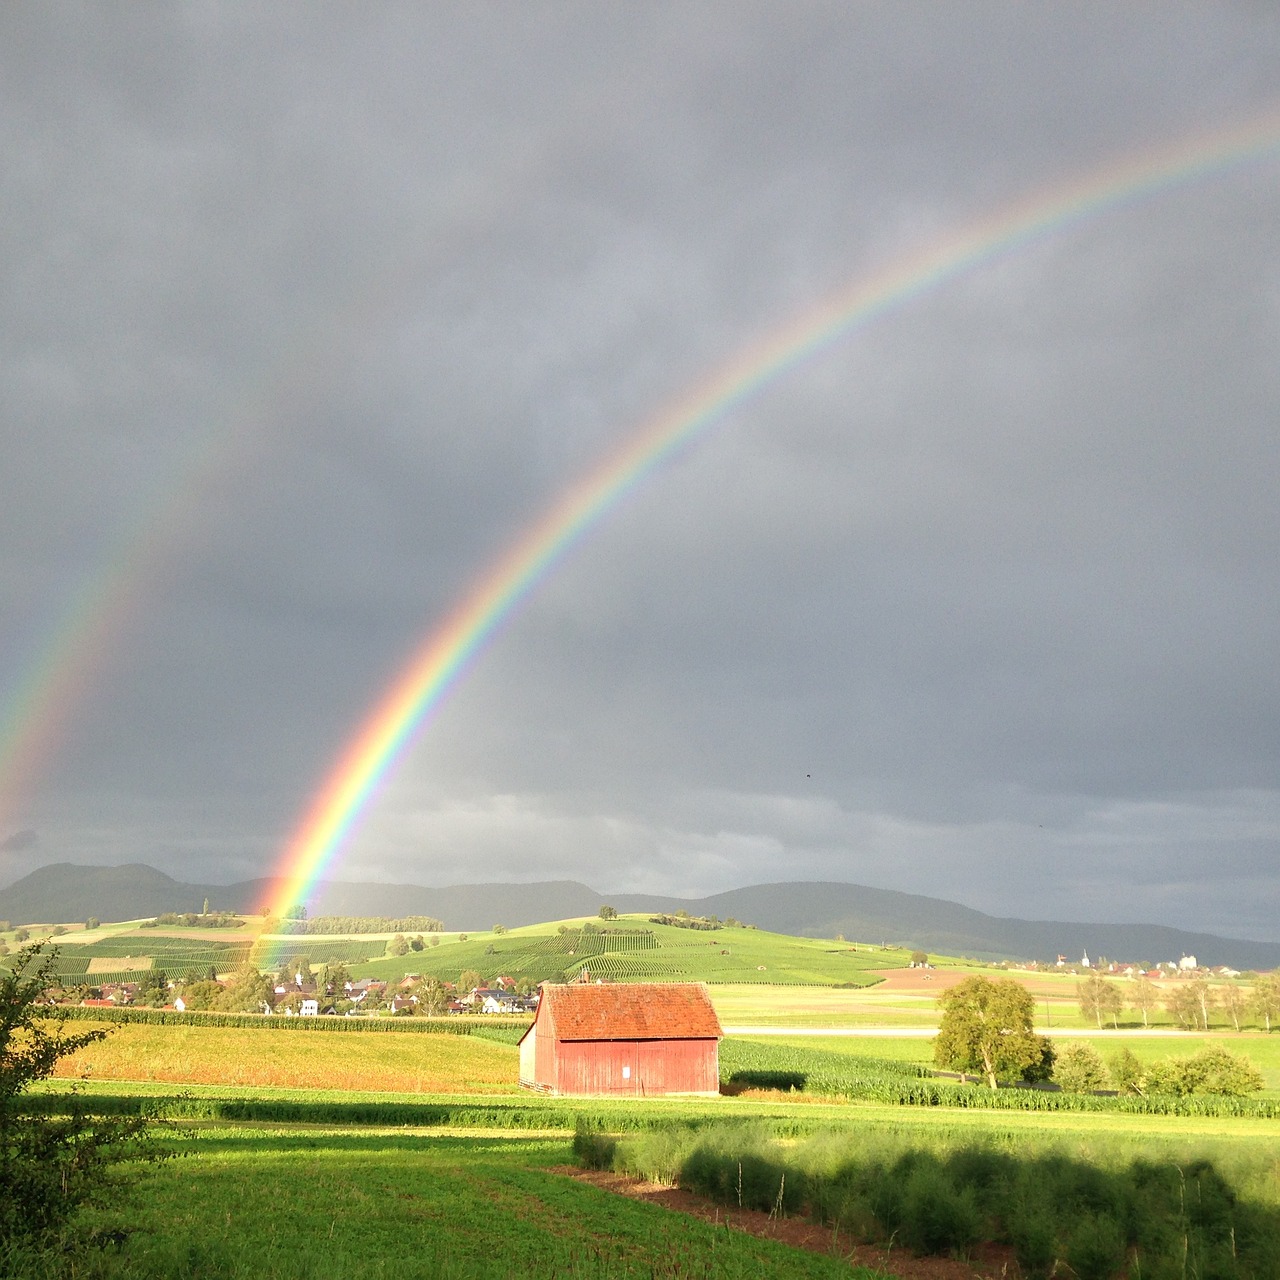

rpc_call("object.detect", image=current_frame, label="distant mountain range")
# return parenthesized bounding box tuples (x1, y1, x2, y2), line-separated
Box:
(2, 861, 1277, 970)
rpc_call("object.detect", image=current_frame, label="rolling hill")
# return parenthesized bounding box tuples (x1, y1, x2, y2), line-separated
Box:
(2, 861, 1277, 969)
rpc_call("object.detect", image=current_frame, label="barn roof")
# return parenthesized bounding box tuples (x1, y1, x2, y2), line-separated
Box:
(532, 982, 722, 1042)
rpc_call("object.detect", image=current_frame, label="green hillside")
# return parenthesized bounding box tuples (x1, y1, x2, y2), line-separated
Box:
(332, 916, 907, 987)
(5, 914, 909, 988)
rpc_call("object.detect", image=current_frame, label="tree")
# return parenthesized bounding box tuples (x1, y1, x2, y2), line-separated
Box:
(1077, 973, 1122, 1029)
(213, 972, 263, 1012)
(598, 906, 617, 920)
(176, 980, 221, 1011)
(1, 943, 163, 1246)
(1128, 974, 1159, 1028)
(909, 950, 928, 968)
(933, 976, 1045, 1090)
(1250, 974, 1280, 1031)
(1166, 980, 1213, 1031)
(84, 917, 100, 931)
(492, 924, 508, 935)
(429, 935, 441, 948)
(322, 962, 351, 995)
(414, 975, 448, 1016)
(458, 969, 483, 996)
(1220, 981, 1247, 1032)
(1190, 976, 1216, 1030)
(1054, 1043, 1108, 1093)
(387, 934, 409, 957)
(283, 904, 307, 921)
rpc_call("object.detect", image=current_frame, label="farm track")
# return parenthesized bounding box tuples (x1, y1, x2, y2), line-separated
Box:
(562, 1167, 1018, 1279)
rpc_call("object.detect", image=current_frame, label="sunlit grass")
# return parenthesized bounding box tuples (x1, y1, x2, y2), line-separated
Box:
(50, 1024, 520, 1093)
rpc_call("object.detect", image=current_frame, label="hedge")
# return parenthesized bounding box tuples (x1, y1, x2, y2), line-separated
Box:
(50, 1006, 530, 1035)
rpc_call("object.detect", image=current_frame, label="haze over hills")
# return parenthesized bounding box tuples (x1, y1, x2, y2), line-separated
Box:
(3, 862, 1278, 970)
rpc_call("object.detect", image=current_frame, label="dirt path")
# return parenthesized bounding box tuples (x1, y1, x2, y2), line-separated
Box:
(558, 1167, 1022, 1279)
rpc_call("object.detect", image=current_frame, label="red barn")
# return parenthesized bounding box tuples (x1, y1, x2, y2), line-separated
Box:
(518, 982, 722, 1096)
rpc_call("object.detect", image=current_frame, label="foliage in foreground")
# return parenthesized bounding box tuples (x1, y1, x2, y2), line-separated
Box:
(0, 944, 164, 1254)
(593, 1123, 1280, 1278)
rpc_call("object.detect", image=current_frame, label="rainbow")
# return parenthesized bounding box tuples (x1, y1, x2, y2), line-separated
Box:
(164, 115, 1280, 918)
(0, 138, 548, 835)
(267, 106, 1280, 918)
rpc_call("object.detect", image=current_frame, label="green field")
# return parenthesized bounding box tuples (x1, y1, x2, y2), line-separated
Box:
(9, 919, 1280, 1277)
(321, 918, 912, 988)
(13, 1009, 1280, 1280)
(760, 1031, 1280, 1093)
(32, 1128, 876, 1279)
(18, 1079, 1280, 1280)
(9, 916, 912, 989)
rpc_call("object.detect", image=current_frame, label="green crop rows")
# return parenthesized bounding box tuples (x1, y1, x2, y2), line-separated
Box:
(722, 1037, 1280, 1119)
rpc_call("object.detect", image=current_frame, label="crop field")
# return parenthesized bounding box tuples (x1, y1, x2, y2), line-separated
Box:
(707, 981, 943, 1027)
(48, 1023, 521, 1094)
(761, 1031, 1280, 1092)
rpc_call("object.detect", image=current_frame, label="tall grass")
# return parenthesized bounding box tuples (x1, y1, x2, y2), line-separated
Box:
(604, 1122, 1280, 1277)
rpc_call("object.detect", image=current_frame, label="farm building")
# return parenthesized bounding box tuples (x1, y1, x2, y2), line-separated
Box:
(518, 982, 722, 1096)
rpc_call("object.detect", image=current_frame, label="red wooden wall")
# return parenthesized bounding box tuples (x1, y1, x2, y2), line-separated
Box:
(550, 1037, 718, 1096)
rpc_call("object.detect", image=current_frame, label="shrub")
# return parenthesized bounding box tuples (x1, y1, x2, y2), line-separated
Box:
(899, 1164, 981, 1256)
(1064, 1214, 1126, 1280)
(571, 1118, 616, 1171)
(1108, 1046, 1143, 1094)
(1143, 1046, 1265, 1097)
(1008, 1205, 1057, 1278)
(1054, 1042, 1108, 1093)
(1, 943, 165, 1249)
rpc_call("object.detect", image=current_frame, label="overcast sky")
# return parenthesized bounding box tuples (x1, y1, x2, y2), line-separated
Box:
(2, 4, 1278, 940)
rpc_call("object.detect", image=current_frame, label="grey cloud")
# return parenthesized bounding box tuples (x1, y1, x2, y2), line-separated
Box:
(2, 5, 1279, 940)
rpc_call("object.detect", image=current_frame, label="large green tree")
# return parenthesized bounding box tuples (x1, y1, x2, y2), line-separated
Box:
(933, 975, 1047, 1090)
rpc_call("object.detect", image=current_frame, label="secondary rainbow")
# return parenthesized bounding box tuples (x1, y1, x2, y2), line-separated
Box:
(269, 108, 1280, 917)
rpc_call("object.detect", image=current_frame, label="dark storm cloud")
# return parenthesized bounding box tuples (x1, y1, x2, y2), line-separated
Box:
(1, 4, 1278, 938)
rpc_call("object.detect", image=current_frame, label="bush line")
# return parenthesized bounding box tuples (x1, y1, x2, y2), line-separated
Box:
(50, 1006, 530, 1035)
